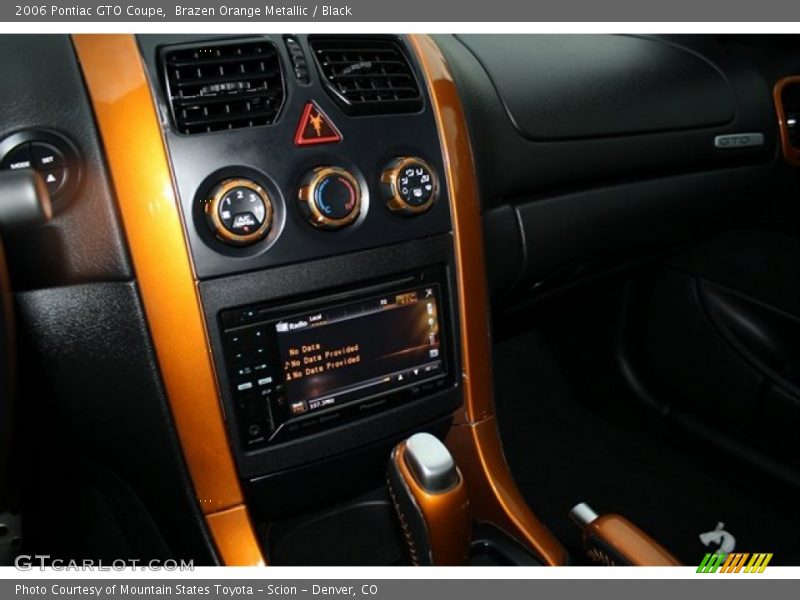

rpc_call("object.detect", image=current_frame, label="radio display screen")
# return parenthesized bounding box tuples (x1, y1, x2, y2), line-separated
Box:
(274, 283, 446, 418)
(220, 274, 453, 449)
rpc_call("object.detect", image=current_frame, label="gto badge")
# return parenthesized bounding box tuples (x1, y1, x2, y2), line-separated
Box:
(714, 133, 765, 149)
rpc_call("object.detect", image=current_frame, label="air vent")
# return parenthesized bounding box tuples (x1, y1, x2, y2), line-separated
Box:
(162, 39, 285, 135)
(310, 38, 423, 116)
(781, 82, 800, 148)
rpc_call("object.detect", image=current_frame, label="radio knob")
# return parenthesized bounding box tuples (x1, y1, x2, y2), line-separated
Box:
(298, 166, 362, 230)
(381, 157, 439, 215)
(205, 178, 273, 246)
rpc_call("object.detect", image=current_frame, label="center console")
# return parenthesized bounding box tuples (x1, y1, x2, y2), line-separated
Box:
(76, 33, 567, 566)
(136, 34, 465, 536)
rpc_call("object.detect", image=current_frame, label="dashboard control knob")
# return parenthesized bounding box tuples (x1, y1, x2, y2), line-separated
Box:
(205, 178, 273, 246)
(298, 166, 361, 229)
(381, 157, 439, 215)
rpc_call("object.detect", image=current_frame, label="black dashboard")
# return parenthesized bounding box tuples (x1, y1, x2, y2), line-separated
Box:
(435, 34, 796, 301)
(2, 33, 799, 565)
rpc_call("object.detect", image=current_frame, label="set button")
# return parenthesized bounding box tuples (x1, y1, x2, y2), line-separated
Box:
(31, 142, 65, 170)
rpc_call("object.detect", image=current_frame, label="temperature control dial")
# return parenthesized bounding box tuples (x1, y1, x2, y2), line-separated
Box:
(205, 178, 273, 246)
(298, 166, 362, 230)
(381, 157, 439, 215)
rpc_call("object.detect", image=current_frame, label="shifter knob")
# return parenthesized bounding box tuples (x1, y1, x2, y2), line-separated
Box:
(387, 433, 471, 565)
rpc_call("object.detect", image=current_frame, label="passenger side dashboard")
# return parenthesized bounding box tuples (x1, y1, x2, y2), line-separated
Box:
(434, 34, 793, 302)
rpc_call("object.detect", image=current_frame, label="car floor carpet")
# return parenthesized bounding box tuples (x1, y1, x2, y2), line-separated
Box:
(493, 328, 800, 565)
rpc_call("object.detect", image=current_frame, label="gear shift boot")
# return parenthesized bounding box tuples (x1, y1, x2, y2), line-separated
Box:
(387, 433, 471, 565)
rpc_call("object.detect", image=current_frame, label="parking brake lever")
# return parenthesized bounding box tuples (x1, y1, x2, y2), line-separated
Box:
(387, 433, 471, 565)
(570, 502, 681, 566)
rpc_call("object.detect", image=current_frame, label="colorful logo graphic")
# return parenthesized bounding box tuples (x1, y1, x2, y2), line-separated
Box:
(697, 552, 773, 573)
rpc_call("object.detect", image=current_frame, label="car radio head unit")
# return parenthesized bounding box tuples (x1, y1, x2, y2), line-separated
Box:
(220, 272, 454, 450)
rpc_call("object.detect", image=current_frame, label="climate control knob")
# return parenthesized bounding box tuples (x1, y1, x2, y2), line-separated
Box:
(381, 157, 439, 215)
(205, 178, 273, 246)
(298, 166, 362, 230)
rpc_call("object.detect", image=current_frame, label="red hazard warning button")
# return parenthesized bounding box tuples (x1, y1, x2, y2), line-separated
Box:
(294, 102, 342, 146)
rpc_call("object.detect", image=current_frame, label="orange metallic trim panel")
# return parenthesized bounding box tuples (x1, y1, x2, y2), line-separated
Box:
(206, 506, 266, 567)
(409, 35, 567, 566)
(408, 35, 492, 427)
(390, 440, 471, 565)
(446, 418, 566, 565)
(774, 76, 800, 167)
(584, 514, 681, 566)
(72, 34, 263, 565)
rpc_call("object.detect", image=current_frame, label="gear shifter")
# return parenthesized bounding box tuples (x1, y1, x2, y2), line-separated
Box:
(387, 432, 471, 565)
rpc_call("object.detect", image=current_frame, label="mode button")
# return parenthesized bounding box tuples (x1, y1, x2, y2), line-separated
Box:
(0, 144, 33, 171)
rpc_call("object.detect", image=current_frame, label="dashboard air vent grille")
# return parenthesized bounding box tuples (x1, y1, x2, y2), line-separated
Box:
(163, 39, 285, 135)
(782, 82, 800, 148)
(310, 38, 423, 115)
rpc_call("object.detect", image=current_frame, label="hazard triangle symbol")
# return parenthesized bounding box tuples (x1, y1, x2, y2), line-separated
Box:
(294, 102, 342, 146)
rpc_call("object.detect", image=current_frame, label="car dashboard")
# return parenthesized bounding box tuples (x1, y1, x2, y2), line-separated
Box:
(2, 33, 799, 567)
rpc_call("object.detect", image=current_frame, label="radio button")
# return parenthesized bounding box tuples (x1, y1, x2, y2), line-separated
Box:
(238, 397, 270, 443)
(290, 401, 308, 416)
(225, 331, 250, 347)
(232, 350, 250, 365)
